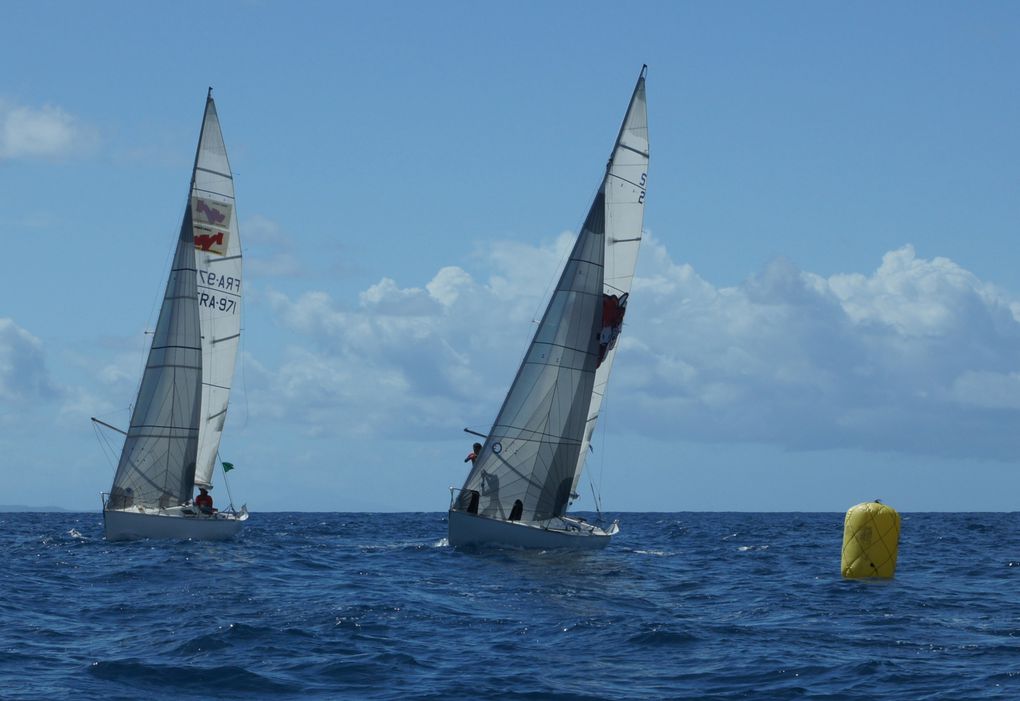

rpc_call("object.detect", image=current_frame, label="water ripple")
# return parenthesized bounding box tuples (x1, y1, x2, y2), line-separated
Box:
(2, 512, 1019, 699)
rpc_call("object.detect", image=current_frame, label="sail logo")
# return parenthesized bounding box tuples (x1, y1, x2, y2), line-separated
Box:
(596, 292, 628, 367)
(191, 196, 232, 228)
(193, 224, 229, 256)
(197, 200, 226, 224)
(191, 197, 232, 255)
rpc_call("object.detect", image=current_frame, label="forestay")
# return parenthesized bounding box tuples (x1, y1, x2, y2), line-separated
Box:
(190, 93, 242, 489)
(571, 68, 649, 496)
(458, 191, 606, 523)
(108, 212, 203, 509)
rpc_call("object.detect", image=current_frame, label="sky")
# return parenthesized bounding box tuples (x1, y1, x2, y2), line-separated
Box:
(2, 1, 1019, 512)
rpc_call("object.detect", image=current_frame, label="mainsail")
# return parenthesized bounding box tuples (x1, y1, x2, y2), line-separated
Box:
(571, 68, 649, 496)
(108, 211, 203, 510)
(190, 92, 242, 489)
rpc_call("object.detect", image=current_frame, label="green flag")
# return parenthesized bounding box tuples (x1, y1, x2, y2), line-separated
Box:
(222, 461, 235, 472)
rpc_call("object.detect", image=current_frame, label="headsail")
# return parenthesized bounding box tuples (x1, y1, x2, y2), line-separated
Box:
(571, 67, 649, 497)
(190, 91, 242, 489)
(108, 211, 203, 509)
(458, 188, 607, 523)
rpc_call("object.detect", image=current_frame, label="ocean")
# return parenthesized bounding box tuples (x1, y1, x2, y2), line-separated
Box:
(1, 511, 1018, 700)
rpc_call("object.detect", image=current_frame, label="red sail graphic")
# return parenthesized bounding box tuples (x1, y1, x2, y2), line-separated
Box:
(194, 231, 224, 252)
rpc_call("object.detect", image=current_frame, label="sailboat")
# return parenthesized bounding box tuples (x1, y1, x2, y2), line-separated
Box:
(101, 89, 248, 541)
(448, 66, 649, 549)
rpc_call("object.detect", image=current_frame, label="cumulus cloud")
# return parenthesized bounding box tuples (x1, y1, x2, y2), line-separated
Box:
(258, 236, 1020, 461)
(0, 318, 59, 403)
(620, 241, 1020, 460)
(0, 100, 93, 160)
(257, 233, 570, 439)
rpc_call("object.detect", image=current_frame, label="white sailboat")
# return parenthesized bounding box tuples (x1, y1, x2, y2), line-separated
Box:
(448, 66, 649, 549)
(101, 90, 248, 541)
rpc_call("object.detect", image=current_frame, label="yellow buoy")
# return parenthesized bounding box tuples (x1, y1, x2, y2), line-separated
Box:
(841, 500, 900, 578)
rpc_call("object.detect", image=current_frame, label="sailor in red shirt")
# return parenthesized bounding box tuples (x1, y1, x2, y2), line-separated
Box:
(464, 442, 483, 464)
(195, 487, 214, 514)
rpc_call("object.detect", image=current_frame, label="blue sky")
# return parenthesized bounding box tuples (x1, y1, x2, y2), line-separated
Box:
(2, 2, 1019, 512)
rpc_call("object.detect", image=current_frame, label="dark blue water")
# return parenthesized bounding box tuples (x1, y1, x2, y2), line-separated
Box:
(2, 512, 1019, 700)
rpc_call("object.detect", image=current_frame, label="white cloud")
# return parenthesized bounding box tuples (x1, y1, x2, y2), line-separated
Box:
(254, 236, 1020, 462)
(0, 318, 59, 403)
(0, 100, 92, 160)
(618, 240, 1020, 459)
(258, 235, 569, 440)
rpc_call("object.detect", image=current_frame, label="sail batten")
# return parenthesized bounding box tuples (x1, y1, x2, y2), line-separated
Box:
(195, 166, 233, 179)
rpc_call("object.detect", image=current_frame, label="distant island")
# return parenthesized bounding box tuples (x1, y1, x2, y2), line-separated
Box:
(0, 505, 72, 513)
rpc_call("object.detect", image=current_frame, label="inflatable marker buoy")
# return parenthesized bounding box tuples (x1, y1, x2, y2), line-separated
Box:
(841, 500, 900, 579)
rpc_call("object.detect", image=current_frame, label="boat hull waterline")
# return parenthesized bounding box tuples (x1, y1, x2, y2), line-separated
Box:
(448, 509, 618, 550)
(104, 506, 248, 542)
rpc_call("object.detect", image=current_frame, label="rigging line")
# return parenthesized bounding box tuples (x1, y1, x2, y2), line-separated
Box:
(589, 479, 602, 522)
(237, 232, 250, 431)
(594, 375, 614, 519)
(216, 451, 237, 512)
(92, 421, 121, 474)
(134, 224, 182, 395)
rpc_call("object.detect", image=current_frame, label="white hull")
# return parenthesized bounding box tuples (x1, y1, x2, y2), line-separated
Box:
(448, 509, 618, 550)
(104, 505, 248, 541)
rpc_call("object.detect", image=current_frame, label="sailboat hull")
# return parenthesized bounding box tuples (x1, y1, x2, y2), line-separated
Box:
(448, 509, 618, 550)
(103, 506, 248, 542)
